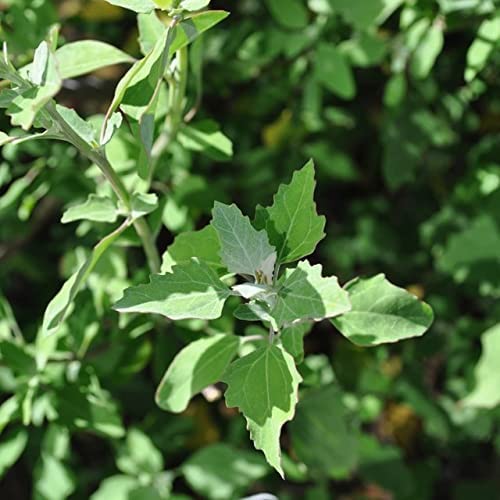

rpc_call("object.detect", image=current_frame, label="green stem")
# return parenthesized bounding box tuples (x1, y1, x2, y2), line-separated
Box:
(46, 103, 161, 273)
(148, 45, 189, 186)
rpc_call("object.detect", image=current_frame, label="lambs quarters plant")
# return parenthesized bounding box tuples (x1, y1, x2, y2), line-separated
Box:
(115, 159, 434, 475)
(0, 0, 480, 498)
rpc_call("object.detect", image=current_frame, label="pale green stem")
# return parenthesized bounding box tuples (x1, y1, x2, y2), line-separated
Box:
(46, 103, 161, 273)
(148, 45, 189, 186)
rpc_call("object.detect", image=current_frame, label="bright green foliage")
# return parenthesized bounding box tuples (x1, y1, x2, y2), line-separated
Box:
(161, 225, 223, 273)
(223, 345, 302, 477)
(8, 41, 61, 130)
(178, 120, 233, 161)
(21, 41, 134, 80)
(256, 160, 326, 264)
(116, 428, 164, 476)
(182, 443, 268, 499)
(104, 0, 156, 12)
(212, 202, 276, 280)
(332, 274, 434, 346)
(0, 428, 28, 478)
(465, 14, 500, 82)
(463, 324, 500, 409)
(155, 334, 239, 412)
(410, 21, 444, 79)
(42, 222, 130, 335)
(114, 260, 231, 319)
(272, 260, 351, 327)
(5, 0, 493, 495)
(61, 195, 119, 224)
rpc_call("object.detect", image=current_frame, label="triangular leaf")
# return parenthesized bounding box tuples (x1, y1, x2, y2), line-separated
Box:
(332, 274, 434, 346)
(257, 160, 326, 264)
(223, 345, 302, 476)
(211, 202, 276, 280)
(272, 260, 351, 328)
(114, 259, 230, 320)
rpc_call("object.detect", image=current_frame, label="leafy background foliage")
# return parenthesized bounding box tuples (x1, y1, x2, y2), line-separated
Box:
(0, 0, 500, 498)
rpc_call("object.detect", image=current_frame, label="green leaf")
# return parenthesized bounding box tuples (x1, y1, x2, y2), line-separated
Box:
(233, 302, 274, 325)
(339, 32, 387, 68)
(290, 385, 358, 475)
(178, 120, 233, 161)
(0, 427, 28, 478)
(90, 475, 139, 500)
(114, 259, 231, 320)
(264, 0, 308, 29)
(328, 0, 391, 29)
(22, 41, 134, 80)
(410, 22, 444, 79)
(332, 274, 434, 346)
(223, 345, 302, 476)
(462, 323, 500, 409)
(101, 25, 170, 138)
(116, 428, 164, 476)
(103, 0, 156, 12)
(7, 42, 61, 130)
(384, 73, 407, 108)
(156, 333, 239, 412)
(130, 192, 159, 219)
(100, 112, 123, 146)
(0, 397, 20, 435)
(161, 225, 224, 273)
(182, 443, 268, 500)
(55, 104, 98, 146)
(57, 41, 134, 78)
(256, 160, 325, 264)
(272, 260, 351, 328)
(211, 202, 276, 280)
(465, 14, 500, 82)
(56, 381, 124, 438)
(138, 12, 164, 55)
(181, 0, 211, 11)
(314, 43, 355, 99)
(280, 323, 311, 363)
(42, 221, 129, 335)
(0, 340, 37, 375)
(61, 195, 119, 224)
(34, 455, 75, 500)
(170, 10, 230, 54)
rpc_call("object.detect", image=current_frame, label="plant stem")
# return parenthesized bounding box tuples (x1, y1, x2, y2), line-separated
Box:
(148, 45, 189, 186)
(46, 103, 161, 273)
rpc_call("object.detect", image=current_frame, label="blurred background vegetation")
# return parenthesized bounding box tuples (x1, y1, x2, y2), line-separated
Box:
(1, 0, 500, 498)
